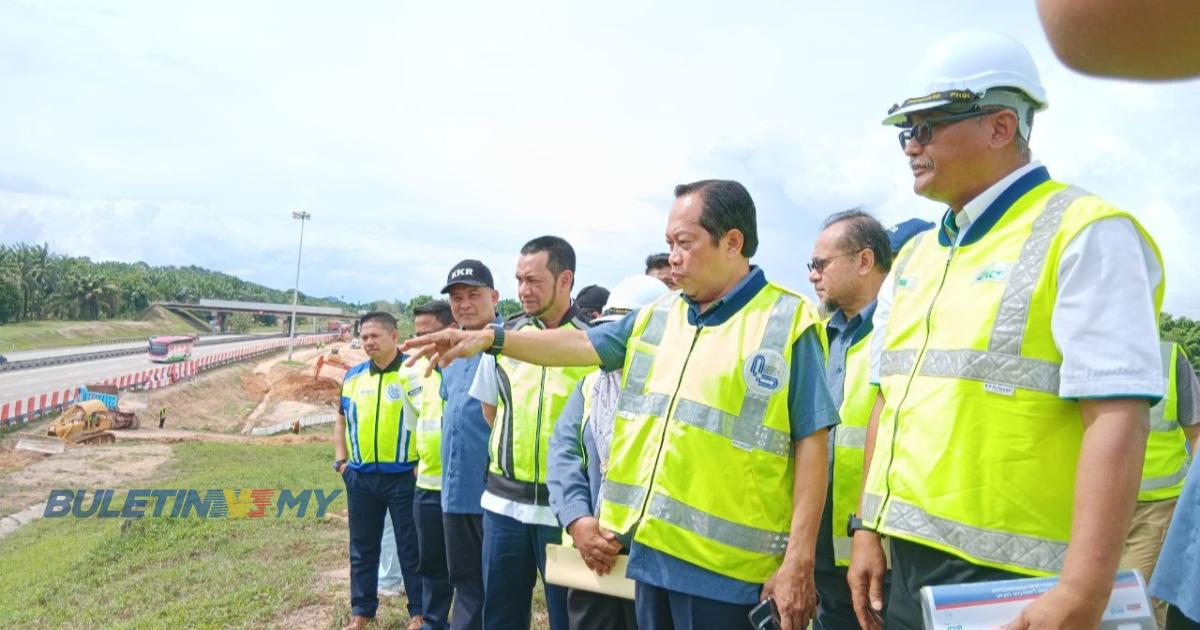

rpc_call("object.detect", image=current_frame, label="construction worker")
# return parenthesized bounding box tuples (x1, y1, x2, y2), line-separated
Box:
(468, 235, 595, 630)
(1124, 341, 1200, 626)
(644, 253, 675, 289)
(334, 311, 426, 630)
(574, 285, 610, 322)
(547, 273, 668, 630)
(407, 300, 456, 630)
(807, 211, 932, 630)
(438, 259, 501, 630)
(848, 30, 1165, 630)
(403, 180, 838, 630)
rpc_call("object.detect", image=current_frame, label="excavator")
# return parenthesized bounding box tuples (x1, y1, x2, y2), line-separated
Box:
(313, 347, 353, 382)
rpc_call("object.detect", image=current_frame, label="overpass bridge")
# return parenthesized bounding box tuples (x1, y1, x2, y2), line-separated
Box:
(155, 299, 355, 333)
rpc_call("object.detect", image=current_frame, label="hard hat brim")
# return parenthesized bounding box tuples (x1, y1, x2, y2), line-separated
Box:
(881, 98, 955, 126)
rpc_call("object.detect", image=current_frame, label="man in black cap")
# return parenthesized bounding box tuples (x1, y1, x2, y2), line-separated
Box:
(574, 284, 610, 322)
(437, 259, 501, 630)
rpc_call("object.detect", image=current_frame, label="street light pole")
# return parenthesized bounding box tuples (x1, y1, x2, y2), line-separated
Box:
(287, 211, 311, 361)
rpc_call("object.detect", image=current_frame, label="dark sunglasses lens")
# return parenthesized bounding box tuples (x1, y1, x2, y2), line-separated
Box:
(914, 122, 932, 145)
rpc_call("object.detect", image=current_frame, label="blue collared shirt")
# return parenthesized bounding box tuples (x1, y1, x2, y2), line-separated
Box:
(439, 327, 498, 513)
(585, 266, 840, 604)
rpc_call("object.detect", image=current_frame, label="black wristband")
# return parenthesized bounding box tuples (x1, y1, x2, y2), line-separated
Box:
(486, 323, 505, 356)
(847, 513, 866, 538)
(333, 459, 346, 472)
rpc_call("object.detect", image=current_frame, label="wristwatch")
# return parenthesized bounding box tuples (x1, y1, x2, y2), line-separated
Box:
(333, 459, 346, 473)
(847, 513, 866, 538)
(486, 323, 505, 356)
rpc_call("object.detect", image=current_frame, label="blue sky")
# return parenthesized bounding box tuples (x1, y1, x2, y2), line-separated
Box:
(2, 1, 1199, 314)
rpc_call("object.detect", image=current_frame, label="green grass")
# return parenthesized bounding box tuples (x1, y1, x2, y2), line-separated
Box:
(0, 441, 360, 628)
(0, 310, 201, 352)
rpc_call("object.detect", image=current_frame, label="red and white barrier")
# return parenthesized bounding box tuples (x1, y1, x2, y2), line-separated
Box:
(0, 334, 337, 427)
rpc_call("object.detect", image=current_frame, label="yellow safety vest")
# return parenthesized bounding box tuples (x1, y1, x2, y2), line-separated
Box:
(830, 327, 877, 566)
(863, 181, 1164, 576)
(1140, 342, 1192, 501)
(341, 355, 420, 472)
(488, 310, 597, 507)
(410, 358, 445, 491)
(598, 283, 824, 584)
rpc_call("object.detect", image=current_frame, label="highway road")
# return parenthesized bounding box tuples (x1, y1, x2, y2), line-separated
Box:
(0, 336, 287, 402)
(0, 333, 272, 363)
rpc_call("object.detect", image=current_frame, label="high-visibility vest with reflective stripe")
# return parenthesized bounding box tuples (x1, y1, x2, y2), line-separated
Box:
(411, 358, 445, 491)
(598, 283, 824, 584)
(1140, 342, 1191, 501)
(863, 181, 1164, 576)
(830, 328, 877, 566)
(488, 313, 597, 506)
(341, 358, 420, 472)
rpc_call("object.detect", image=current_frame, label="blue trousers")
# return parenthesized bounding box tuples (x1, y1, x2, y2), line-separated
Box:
(634, 581, 755, 630)
(481, 510, 569, 630)
(344, 467, 423, 618)
(414, 489, 453, 630)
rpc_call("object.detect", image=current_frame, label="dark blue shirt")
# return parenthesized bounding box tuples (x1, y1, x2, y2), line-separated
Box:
(585, 266, 840, 604)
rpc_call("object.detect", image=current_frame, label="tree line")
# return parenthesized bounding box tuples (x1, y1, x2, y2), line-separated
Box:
(0, 242, 352, 324)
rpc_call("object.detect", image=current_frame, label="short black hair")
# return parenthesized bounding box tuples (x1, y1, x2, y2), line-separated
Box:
(821, 208, 893, 273)
(673, 179, 758, 257)
(645, 253, 670, 272)
(520, 235, 576, 282)
(412, 300, 454, 327)
(359, 311, 398, 331)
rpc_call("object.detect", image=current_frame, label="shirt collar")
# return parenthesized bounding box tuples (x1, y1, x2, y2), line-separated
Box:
(958, 161, 1043, 231)
(680, 266, 767, 327)
(369, 351, 405, 375)
(827, 300, 876, 344)
(937, 163, 1051, 247)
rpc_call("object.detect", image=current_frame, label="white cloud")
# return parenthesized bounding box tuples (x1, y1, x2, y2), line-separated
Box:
(1, 0, 1199, 316)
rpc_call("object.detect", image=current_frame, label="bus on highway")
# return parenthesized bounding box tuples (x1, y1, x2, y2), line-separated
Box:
(148, 335, 197, 363)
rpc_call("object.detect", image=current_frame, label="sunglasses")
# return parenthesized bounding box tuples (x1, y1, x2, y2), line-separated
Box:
(807, 251, 860, 273)
(897, 109, 993, 149)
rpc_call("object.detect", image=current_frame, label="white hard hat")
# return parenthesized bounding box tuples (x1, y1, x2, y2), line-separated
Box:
(594, 275, 669, 324)
(883, 30, 1048, 131)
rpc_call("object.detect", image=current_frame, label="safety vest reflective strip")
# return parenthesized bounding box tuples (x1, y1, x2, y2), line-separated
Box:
(830, 329, 876, 566)
(599, 284, 818, 583)
(1139, 342, 1191, 499)
(414, 364, 444, 491)
(864, 183, 1165, 576)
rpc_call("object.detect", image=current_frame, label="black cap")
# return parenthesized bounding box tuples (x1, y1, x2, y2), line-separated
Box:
(440, 259, 495, 294)
(575, 285, 609, 313)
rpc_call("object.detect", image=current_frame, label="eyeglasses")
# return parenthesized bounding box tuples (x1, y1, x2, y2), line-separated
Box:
(897, 109, 993, 149)
(807, 251, 859, 273)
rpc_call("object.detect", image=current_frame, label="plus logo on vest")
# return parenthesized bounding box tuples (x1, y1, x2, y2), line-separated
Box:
(743, 349, 788, 395)
(386, 384, 402, 401)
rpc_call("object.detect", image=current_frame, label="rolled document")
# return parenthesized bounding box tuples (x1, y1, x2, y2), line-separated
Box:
(920, 569, 1154, 629)
(544, 543, 636, 600)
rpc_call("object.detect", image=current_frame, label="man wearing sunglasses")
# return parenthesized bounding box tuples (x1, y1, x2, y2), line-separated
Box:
(848, 30, 1165, 630)
(807, 212, 931, 630)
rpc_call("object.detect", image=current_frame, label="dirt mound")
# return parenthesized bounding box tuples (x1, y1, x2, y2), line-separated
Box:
(242, 373, 270, 397)
(271, 373, 340, 406)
